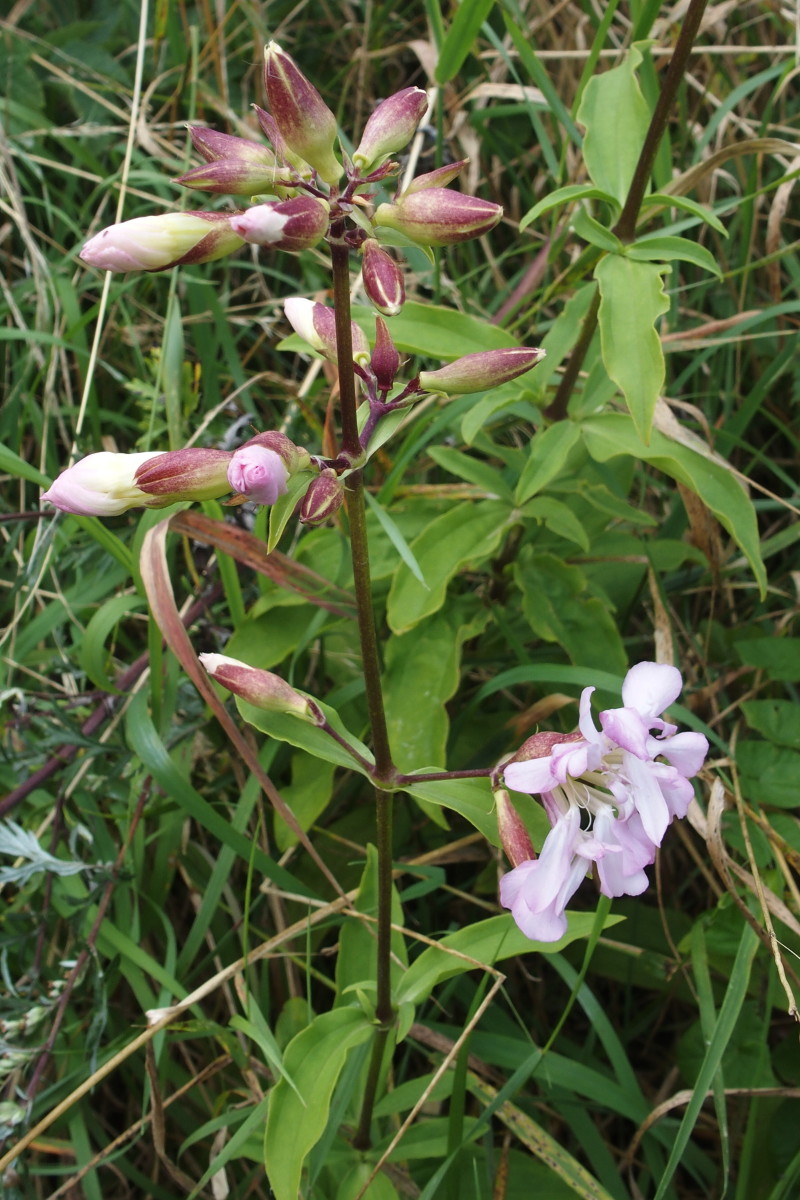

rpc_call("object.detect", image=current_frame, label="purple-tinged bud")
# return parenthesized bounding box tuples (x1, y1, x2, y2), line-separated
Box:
(263, 43, 341, 186)
(352, 87, 428, 172)
(253, 105, 313, 176)
(299, 469, 345, 525)
(361, 239, 405, 316)
(374, 188, 502, 247)
(230, 196, 329, 252)
(241, 429, 312, 474)
(508, 730, 584, 767)
(371, 317, 400, 391)
(199, 653, 318, 720)
(227, 445, 289, 505)
(418, 347, 545, 395)
(79, 212, 244, 273)
(283, 297, 370, 366)
(174, 131, 295, 195)
(134, 448, 234, 501)
(404, 159, 469, 194)
(495, 788, 536, 868)
(41, 448, 234, 516)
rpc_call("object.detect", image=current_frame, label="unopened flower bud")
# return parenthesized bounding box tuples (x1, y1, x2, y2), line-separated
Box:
(174, 129, 295, 195)
(263, 43, 341, 186)
(253, 105, 313, 176)
(404, 159, 469, 193)
(283, 297, 370, 366)
(199, 653, 317, 720)
(374, 188, 502, 247)
(361, 239, 404, 316)
(495, 788, 536, 868)
(230, 195, 329, 252)
(371, 317, 400, 390)
(299, 468, 345, 525)
(352, 87, 428, 171)
(41, 448, 233, 516)
(227, 445, 289, 505)
(418, 347, 545, 395)
(79, 212, 244, 273)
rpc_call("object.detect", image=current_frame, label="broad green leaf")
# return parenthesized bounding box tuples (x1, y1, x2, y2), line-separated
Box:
(403, 775, 498, 843)
(572, 207, 623, 253)
(226, 607, 328, 672)
(514, 550, 628, 676)
(427, 445, 513, 501)
(640, 192, 727, 236)
(741, 700, 800, 750)
(264, 1008, 374, 1200)
(736, 637, 800, 681)
(364, 490, 426, 585)
(595, 254, 670, 442)
(627, 234, 722, 276)
(384, 609, 489, 771)
(387, 500, 513, 634)
(515, 421, 582, 504)
(336, 1164, 399, 1200)
(579, 412, 767, 595)
(576, 43, 650, 205)
(336, 845, 407, 1005)
(275, 751, 337, 851)
(736, 742, 800, 808)
(520, 184, 619, 230)
(435, 0, 495, 83)
(460, 382, 540, 445)
(396, 912, 622, 1006)
(522, 496, 590, 550)
(237, 697, 374, 775)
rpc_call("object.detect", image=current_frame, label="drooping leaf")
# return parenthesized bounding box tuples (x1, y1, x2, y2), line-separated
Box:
(595, 254, 670, 442)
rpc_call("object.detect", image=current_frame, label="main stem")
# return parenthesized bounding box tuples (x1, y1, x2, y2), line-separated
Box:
(545, 0, 710, 421)
(330, 237, 396, 1147)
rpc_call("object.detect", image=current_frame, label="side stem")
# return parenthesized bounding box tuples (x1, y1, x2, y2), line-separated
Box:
(544, 0, 710, 421)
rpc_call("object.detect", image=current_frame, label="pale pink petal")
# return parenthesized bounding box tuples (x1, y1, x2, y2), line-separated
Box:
(650, 730, 708, 777)
(504, 756, 557, 795)
(600, 705, 651, 759)
(621, 661, 682, 720)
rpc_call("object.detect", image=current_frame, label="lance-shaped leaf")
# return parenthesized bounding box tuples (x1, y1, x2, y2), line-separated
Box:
(576, 43, 650, 206)
(264, 1008, 374, 1200)
(595, 253, 670, 443)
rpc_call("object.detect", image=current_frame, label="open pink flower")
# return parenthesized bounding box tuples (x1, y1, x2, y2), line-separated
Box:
(499, 662, 708, 941)
(227, 444, 288, 505)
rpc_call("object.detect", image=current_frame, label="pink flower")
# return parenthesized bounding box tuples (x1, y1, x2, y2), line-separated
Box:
(227, 445, 288, 505)
(499, 662, 708, 941)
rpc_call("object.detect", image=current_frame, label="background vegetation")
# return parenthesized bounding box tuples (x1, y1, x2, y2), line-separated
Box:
(1, 1, 799, 1197)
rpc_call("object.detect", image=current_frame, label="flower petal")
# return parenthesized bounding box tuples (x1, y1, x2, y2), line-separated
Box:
(621, 661, 682, 720)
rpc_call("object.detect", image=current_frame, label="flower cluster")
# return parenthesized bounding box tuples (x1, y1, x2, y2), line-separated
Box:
(498, 663, 708, 943)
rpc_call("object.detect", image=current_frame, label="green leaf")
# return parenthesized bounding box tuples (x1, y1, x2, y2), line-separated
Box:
(264, 1008, 374, 1200)
(522, 496, 590, 550)
(336, 845, 407, 1006)
(435, 0, 495, 83)
(395, 912, 622, 1006)
(384, 610, 488, 772)
(595, 254, 670, 442)
(741, 700, 800, 750)
(267, 470, 315, 552)
(364, 489, 426, 585)
(275, 751, 337, 851)
(627, 234, 722, 276)
(576, 43, 650, 205)
(77, 593, 148, 693)
(522, 282, 597, 408)
(237, 697, 374, 775)
(403, 775, 498, 843)
(736, 638, 800, 682)
(514, 550, 628, 676)
(515, 421, 582, 504)
(579, 412, 767, 596)
(571, 207, 623, 253)
(387, 500, 513, 634)
(427, 445, 514, 501)
(640, 192, 728, 236)
(736, 742, 800, 808)
(520, 184, 619, 230)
